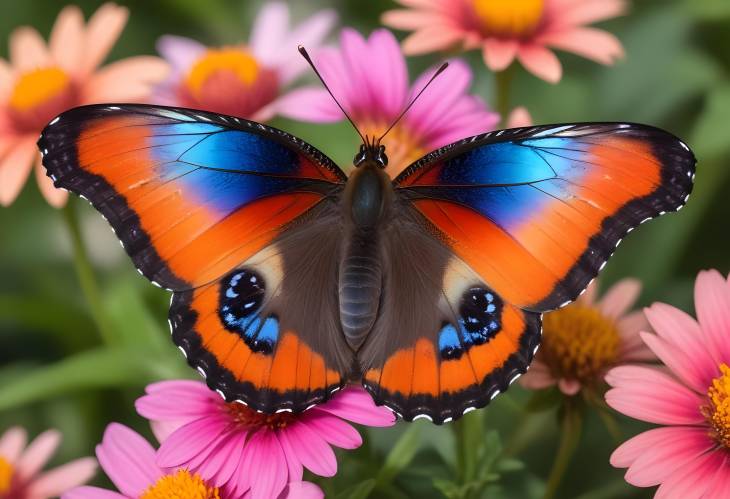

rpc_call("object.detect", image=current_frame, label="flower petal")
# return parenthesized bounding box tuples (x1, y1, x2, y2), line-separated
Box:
(597, 278, 641, 319)
(640, 332, 707, 394)
(381, 9, 447, 30)
(136, 385, 217, 421)
(0, 137, 36, 207)
(517, 45, 562, 83)
(557, 378, 582, 395)
(279, 481, 324, 499)
(81, 3, 129, 75)
(196, 429, 247, 488)
(35, 157, 67, 208)
(401, 27, 463, 55)
(277, 9, 337, 84)
(61, 486, 127, 499)
(547, 0, 626, 29)
(273, 87, 342, 123)
(0, 426, 27, 462)
(605, 366, 705, 425)
(16, 429, 61, 480)
(240, 431, 288, 499)
(50, 6, 84, 73)
(365, 29, 408, 118)
(694, 269, 730, 364)
(519, 360, 557, 390)
(317, 387, 395, 426)
(156, 35, 206, 72)
(610, 426, 687, 468)
(281, 423, 337, 477)
(250, 1, 290, 64)
(25, 457, 97, 499)
(156, 416, 228, 468)
(301, 411, 362, 449)
(654, 448, 724, 499)
(704, 454, 730, 498)
(482, 38, 518, 72)
(83, 56, 169, 103)
(506, 107, 532, 128)
(10, 27, 49, 70)
(616, 311, 654, 362)
(540, 27, 624, 65)
(95, 423, 161, 498)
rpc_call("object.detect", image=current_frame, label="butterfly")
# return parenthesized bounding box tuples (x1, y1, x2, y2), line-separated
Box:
(38, 60, 695, 424)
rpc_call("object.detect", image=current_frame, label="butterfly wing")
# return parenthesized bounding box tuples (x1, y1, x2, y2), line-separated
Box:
(39, 104, 353, 412)
(362, 123, 695, 423)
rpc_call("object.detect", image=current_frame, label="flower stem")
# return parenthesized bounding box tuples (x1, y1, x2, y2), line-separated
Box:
(543, 402, 583, 499)
(62, 199, 116, 345)
(494, 65, 515, 126)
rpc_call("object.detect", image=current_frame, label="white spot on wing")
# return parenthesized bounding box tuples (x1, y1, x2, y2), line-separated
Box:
(413, 414, 432, 421)
(50, 116, 60, 125)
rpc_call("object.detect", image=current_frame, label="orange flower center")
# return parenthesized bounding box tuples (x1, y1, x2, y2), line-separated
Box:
(358, 120, 426, 178)
(703, 363, 730, 449)
(227, 401, 296, 430)
(9, 67, 71, 111)
(185, 48, 260, 98)
(471, 0, 545, 38)
(539, 305, 620, 386)
(0, 457, 13, 495)
(141, 469, 220, 499)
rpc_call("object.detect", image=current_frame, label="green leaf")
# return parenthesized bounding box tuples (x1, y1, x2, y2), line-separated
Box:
(495, 458, 525, 473)
(524, 388, 562, 413)
(336, 479, 376, 499)
(376, 424, 422, 486)
(432, 478, 461, 498)
(103, 277, 169, 350)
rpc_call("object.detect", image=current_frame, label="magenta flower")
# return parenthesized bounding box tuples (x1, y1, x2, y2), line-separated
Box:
(277, 28, 499, 176)
(135, 381, 395, 499)
(0, 426, 96, 498)
(154, 1, 335, 122)
(606, 270, 730, 497)
(382, 0, 626, 83)
(0, 3, 168, 207)
(520, 278, 654, 396)
(62, 423, 322, 499)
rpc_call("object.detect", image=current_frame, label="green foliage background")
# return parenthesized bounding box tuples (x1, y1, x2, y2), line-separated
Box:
(1, 0, 729, 497)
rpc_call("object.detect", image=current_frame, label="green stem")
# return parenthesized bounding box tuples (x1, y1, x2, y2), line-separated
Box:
(62, 199, 116, 345)
(543, 403, 583, 499)
(494, 65, 515, 126)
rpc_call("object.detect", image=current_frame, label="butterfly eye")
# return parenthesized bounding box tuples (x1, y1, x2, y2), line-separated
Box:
(353, 147, 367, 166)
(376, 146, 388, 168)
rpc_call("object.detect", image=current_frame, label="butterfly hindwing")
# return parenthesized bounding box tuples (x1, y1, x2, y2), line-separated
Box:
(395, 123, 696, 311)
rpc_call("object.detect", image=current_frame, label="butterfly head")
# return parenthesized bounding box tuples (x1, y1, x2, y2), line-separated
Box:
(354, 140, 388, 169)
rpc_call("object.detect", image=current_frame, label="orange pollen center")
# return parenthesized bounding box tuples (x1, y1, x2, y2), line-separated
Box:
(471, 0, 545, 38)
(141, 469, 220, 499)
(539, 305, 620, 384)
(359, 120, 425, 176)
(9, 67, 71, 111)
(227, 401, 296, 430)
(185, 48, 260, 97)
(702, 363, 730, 449)
(0, 457, 12, 494)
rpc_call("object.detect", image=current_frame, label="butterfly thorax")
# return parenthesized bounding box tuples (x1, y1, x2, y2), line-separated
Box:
(339, 160, 393, 351)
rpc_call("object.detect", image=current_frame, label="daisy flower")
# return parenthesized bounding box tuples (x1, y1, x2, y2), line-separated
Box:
(276, 28, 500, 177)
(63, 423, 322, 499)
(0, 3, 168, 207)
(0, 426, 96, 498)
(521, 278, 654, 396)
(606, 270, 730, 498)
(155, 1, 335, 122)
(135, 381, 395, 499)
(382, 0, 626, 83)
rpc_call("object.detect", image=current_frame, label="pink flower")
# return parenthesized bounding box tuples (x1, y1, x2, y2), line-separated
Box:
(382, 0, 626, 83)
(135, 381, 395, 499)
(605, 270, 730, 497)
(155, 1, 335, 122)
(0, 3, 168, 208)
(63, 424, 322, 499)
(521, 278, 654, 396)
(277, 28, 499, 176)
(0, 426, 96, 498)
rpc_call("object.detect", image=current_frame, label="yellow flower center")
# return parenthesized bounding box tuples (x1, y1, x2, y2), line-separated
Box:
(0, 457, 13, 494)
(539, 305, 620, 385)
(359, 120, 426, 177)
(703, 363, 730, 449)
(9, 67, 71, 111)
(227, 401, 296, 430)
(471, 0, 545, 38)
(186, 48, 260, 98)
(141, 469, 220, 499)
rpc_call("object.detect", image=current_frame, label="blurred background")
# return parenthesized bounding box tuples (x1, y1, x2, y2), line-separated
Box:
(1, 0, 729, 497)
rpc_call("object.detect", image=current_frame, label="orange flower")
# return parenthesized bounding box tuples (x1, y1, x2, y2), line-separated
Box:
(0, 3, 168, 207)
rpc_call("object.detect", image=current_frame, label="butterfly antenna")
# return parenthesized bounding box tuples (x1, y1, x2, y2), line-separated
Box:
(298, 45, 368, 146)
(377, 62, 449, 145)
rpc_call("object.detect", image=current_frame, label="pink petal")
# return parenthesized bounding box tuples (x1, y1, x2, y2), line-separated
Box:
(273, 87, 342, 123)
(81, 3, 129, 75)
(250, 1, 290, 64)
(196, 430, 247, 488)
(0, 59, 13, 100)
(519, 360, 557, 390)
(615, 311, 654, 361)
(277, 9, 337, 84)
(640, 332, 708, 394)
(605, 366, 705, 425)
(144, 379, 215, 397)
(0, 426, 27, 463)
(704, 454, 730, 498)
(540, 27, 624, 65)
(482, 38, 518, 72)
(694, 269, 730, 365)
(557, 378, 582, 395)
(547, 0, 626, 29)
(382, 9, 448, 30)
(49, 6, 84, 73)
(156, 416, 228, 468)
(654, 449, 724, 499)
(156, 35, 206, 72)
(281, 423, 337, 477)
(61, 486, 127, 499)
(16, 429, 61, 480)
(401, 28, 463, 55)
(9, 27, 49, 70)
(578, 279, 599, 306)
(240, 431, 288, 499)
(25, 457, 97, 499)
(610, 426, 687, 468)
(301, 411, 362, 449)
(83, 56, 169, 103)
(277, 428, 303, 482)
(506, 107, 533, 128)
(317, 387, 395, 427)
(0, 137, 36, 206)
(597, 278, 642, 319)
(517, 45, 562, 83)
(35, 157, 67, 208)
(150, 420, 181, 443)
(279, 481, 324, 499)
(339, 29, 379, 117)
(136, 386, 217, 422)
(365, 29, 408, 118)
(95, 423, 162, 498)
(621, 427, 714, 487)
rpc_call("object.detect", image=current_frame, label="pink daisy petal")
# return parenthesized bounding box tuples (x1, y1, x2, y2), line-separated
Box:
(62, 486, 128, 499)
(273, 87, 342, 122)
(35, 157, 67, 208)
(95, 423, 162, 498)
(317, 387, 395, 426)
(381, 9, 448, 30)
(80, 3, 129, 75)
(277, 9, 337, 84)
(9, 27, 49, 70)
(280, 481, 324, 499)
(156, 35, 206, 73)
(156, 416, 228, 468)
(517, 45, 562, 84)
(401, 27, 463, 55)
(149, 420, 182, 443)
(25, 457, 97, 499)
(577, 279, 598, 306)
(482, 38, 519, 72)
(16, 429, 61, 480)
(367, 29, 408, 117)
(49, 5, 84, 73)
(250, 1, 290, 64)
(506, 106, 533, 128)
(277, 429, 304, 482)
(519, 360, 557, 390)
(540, 27, 624, 65)
(605, 366, 705, 425)
(547, 0, 627, 29)
(0, 136, 36, 206)
(84, 56, 169, 103)
(640, 332, 708, 394)
(282, 423, 338, 477)
(136, 385, 217, 421)
(240, 431, 288, 499)
(610, 426, 687, 468)
(301, 411, 362, 449)
(616, 312, 654, 362)
(557, 378, 582, 395)
(144, 379, 217, 397)
(704, 454, 730, 499)
(654, 449, 723, 499)
(694, 269, 730, 364)
(0, 426, 28, 462)
(196, 430, 247, 488)
(597, 278, 641, 319)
